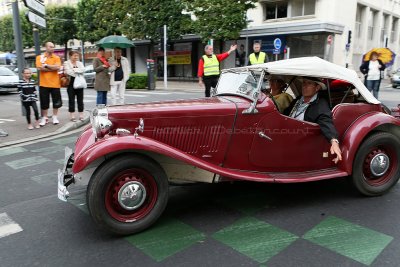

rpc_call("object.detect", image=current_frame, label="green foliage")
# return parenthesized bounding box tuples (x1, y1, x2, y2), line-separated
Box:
(127, 73, 148, 89)
(40, 5, 77, 47)
(0, 11, 33, 52)
(31, 73, 38, 81)
(118, 0, 193, 42)
(186, 0, 257, 42)
(76, 0, 108, 43)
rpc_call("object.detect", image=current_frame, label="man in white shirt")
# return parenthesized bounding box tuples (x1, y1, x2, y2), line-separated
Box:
(110, 47, 131, 105)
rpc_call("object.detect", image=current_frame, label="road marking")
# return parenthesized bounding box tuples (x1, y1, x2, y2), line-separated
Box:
(0, 118, 16, 124)
(5, 156, 50, 170)
(0, 147, 27, 157)
(0, 213, 23, 238)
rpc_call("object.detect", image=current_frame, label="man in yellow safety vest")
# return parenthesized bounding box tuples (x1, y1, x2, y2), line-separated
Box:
(198, 44, 237, 97)
(248, 42, 268, 65)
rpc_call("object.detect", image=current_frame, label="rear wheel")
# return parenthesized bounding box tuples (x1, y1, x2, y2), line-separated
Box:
(352, 132, 400, 196)
(87, 155, 168, 235)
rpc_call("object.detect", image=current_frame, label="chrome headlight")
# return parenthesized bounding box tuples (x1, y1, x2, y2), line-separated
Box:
(90, 105, 112, 139)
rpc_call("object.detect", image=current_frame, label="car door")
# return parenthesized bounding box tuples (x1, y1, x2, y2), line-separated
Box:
(248, 111, 335, 172)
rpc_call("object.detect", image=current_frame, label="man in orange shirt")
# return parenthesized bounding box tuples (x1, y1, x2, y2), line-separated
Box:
(36, 42, 62, 126)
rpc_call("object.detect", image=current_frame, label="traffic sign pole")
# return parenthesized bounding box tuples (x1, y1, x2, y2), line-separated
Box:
(11, 0, 25, 79)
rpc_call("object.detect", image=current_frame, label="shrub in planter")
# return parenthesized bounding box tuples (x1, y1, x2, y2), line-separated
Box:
(127, 73, 147, 89)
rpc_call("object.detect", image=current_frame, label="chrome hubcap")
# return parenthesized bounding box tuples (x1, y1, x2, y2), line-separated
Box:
(370, 153, 390, 177)
(118, 181, 147, 210)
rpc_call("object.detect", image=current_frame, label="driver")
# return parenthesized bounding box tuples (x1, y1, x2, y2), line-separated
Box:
(269, 78, 293, 112)
(284, 76, 342, 164)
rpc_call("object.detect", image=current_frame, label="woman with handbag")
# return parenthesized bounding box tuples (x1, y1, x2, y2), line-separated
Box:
(64, 50, 86, 121)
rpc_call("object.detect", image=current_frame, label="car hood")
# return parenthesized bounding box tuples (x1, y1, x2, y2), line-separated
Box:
(108, 97, 241, 119)
(0, 75, 19, 84)
(106, 96, 244, 133)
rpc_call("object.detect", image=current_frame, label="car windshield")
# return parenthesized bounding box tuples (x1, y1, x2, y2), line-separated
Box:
(0, 67, 16, 76)
(215, 71, 261, 101)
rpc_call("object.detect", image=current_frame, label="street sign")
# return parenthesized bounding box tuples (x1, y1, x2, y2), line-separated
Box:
(345, 43, 350, 51)
(273, 48, 280, 54)
(27, 11, 46, 28)
(273, 38, 282, 49)
(23, 0, 45, 16)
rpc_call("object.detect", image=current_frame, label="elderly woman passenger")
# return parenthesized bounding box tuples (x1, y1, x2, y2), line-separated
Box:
(269, 78, 293, 112)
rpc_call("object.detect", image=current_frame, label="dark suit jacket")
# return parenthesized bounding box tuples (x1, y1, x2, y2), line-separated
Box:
(284, 93, 338, 142)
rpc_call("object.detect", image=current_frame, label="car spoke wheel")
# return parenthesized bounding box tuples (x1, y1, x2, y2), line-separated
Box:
(87, 155, 168, 235)
(105, 169, 157, 222)
(352, 132, 400, 196)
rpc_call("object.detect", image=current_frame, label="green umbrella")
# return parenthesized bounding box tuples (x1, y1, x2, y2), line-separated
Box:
(95, 35, 134, 49)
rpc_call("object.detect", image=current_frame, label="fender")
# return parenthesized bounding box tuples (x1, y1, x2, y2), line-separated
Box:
(73, 135, 276, 182)
(340, 112, 400, 173)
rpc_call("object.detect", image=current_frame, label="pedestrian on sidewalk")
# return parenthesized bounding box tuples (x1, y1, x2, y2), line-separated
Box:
(109, 47, 131, 105)
(64, 50, 85, 121)
(36, 42, 62, 126)
(93, 47, 112, 105)
(17, 68, 40, 130)
(198, 44, 237, 97)
(359, 51, 385, 99)
(248, 42, 268, 65)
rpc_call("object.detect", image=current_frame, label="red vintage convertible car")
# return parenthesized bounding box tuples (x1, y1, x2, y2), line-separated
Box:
(58, 57, 400, 235)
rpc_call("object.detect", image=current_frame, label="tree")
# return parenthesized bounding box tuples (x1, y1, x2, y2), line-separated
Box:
(41, 5, 77, 59)
(0, 12, 33, 52)
(185, 0, 257, 42)
(118, 0, 193, 42)
(76, 0, 108, 43)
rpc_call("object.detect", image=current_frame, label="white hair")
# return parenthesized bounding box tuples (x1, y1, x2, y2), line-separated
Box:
(204, 45, 213, 52)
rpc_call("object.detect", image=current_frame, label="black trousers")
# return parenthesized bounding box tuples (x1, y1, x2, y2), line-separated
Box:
(203, 75, 219, 97)
(67, 86, 84, 113)
(23, 102, 39, 124)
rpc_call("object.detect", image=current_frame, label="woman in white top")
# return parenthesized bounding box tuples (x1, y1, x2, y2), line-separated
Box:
(359, 51, 386, 99)
(64, 50, 85, 121)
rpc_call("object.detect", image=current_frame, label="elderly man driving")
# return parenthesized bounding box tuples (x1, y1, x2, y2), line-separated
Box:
(284, 77, 342, 164)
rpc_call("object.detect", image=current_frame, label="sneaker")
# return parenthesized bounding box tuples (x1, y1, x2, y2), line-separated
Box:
(39, 117, 48, 126)
(53, 116, 59, 125)
(28, 124, 34, 130)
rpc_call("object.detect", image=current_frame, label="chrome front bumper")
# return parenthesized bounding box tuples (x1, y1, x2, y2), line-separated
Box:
(57, 147, 75, 202)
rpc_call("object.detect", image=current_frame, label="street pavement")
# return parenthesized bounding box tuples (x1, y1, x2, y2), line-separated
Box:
(0, 132, 400, 266)
(0, 79, 400, 266)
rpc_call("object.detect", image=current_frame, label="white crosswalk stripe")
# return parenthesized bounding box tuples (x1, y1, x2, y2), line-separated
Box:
(0, 213, 23, 238)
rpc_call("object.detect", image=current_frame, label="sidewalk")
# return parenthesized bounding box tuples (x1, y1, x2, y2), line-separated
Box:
(154, 80, 201, 92)
(0, 107, 90, 148)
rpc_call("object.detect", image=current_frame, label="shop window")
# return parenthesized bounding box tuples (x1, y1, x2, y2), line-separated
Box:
(291, 0, 315, 17)
(265, 1, 288, 20)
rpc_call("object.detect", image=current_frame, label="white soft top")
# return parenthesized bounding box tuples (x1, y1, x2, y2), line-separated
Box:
(225, 56, 380, 104)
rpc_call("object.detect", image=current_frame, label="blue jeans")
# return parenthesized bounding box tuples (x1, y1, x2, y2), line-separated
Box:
(96, 91, 107, 105)
(365, 79, 380, 99)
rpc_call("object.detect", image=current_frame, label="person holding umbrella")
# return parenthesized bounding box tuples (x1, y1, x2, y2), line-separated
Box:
(360, 51, 385, 99)
(93, 47, 112, 105)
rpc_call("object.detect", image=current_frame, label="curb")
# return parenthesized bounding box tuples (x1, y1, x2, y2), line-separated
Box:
(0, 117, 90, 149)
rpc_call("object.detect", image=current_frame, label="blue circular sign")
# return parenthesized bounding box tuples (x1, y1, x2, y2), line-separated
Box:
(274, 38, 282, 49)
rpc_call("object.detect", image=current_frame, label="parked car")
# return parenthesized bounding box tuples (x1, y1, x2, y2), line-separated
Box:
(0, 66, 19, 93)
(83, 65, 95, 88)
(391, 70, 400, 88)
(58, 57, 400, 235)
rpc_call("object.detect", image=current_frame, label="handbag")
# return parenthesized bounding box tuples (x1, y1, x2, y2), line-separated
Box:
(73, 74, 87, 89)
(60, 74, 70, 87)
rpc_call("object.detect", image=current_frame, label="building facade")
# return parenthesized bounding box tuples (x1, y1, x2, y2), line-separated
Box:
(133, 0, 400, 78)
